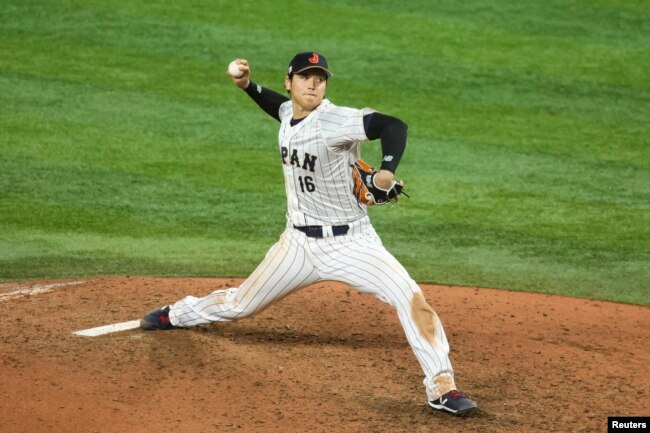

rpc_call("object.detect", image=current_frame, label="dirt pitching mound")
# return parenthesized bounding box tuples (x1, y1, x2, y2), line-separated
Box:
(1, 277, 648, 433)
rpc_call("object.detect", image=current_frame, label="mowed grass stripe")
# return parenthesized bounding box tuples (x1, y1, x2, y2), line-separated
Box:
(1, 0, 648, 303)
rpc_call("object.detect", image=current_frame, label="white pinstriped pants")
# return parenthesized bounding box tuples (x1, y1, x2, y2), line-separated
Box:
(169, 216, 457, 401)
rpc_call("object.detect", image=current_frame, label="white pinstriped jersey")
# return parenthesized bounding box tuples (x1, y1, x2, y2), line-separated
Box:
(278, 99, 375, 226)
(167, 89, 461, 403)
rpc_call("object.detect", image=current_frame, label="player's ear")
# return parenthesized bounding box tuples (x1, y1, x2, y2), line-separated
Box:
(284, 75, 292, 92)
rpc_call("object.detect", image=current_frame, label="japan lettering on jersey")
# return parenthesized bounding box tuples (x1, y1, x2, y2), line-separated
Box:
(278, 99, 375, 227)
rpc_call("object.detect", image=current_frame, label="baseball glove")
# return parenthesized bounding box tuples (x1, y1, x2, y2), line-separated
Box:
(352, 159, 408, 206)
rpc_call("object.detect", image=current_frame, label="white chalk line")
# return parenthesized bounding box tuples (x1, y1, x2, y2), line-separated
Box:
(0, 280, 86, 301)
(73, 320, 141, 337)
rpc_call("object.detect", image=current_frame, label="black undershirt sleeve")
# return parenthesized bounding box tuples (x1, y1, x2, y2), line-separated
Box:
(244, 81, 290, 122)
(363, 112, 408, 173)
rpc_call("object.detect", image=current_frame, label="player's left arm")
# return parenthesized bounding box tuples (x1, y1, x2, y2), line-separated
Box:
(363, 113, 408, 189)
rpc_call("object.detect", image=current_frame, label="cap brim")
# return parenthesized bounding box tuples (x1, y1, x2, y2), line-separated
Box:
(292, 66, 333, 78)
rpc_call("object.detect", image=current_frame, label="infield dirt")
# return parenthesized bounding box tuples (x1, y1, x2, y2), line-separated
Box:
(1, 277, 648, 432)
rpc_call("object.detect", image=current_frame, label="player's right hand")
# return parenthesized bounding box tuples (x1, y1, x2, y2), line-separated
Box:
(227, 59, 250, 89)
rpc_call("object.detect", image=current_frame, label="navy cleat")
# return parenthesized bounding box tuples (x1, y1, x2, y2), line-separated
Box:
(140, 306, 175, 330)
(428, 390, 477, 416)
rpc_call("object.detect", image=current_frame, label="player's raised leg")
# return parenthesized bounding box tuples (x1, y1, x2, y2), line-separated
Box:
(140, 229, 319, 329)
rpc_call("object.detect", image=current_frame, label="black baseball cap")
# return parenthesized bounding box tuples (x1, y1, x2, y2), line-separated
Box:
(287, 52, 333, 78)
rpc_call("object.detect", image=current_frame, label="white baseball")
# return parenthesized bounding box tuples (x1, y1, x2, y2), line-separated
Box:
(228, 60, 244, 78)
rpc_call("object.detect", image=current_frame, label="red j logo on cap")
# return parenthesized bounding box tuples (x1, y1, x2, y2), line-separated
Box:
(309, 53, 319, 64)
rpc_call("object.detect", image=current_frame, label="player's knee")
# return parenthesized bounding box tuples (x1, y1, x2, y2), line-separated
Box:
(224, 298, 258, 319)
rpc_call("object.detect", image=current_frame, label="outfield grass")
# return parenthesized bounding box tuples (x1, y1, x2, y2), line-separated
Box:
(1, 0, 648, 304)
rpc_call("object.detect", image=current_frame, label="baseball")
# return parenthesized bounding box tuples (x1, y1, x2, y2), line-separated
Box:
(228, 60, 244, 78)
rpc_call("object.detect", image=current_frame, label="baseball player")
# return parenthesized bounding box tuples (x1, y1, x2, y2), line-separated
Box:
(141, 52, 477, 416)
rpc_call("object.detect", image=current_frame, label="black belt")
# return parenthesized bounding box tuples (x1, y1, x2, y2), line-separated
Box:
(294, 224, 349, 238)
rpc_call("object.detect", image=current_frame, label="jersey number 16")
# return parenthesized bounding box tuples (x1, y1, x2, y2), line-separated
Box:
(298, 175, 316, 193)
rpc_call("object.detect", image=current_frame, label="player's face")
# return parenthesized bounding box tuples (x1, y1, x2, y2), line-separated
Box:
(285, 70, 328, 114)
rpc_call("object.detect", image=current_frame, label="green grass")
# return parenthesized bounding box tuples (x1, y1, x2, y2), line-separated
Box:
(1, 0, 648, 304)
